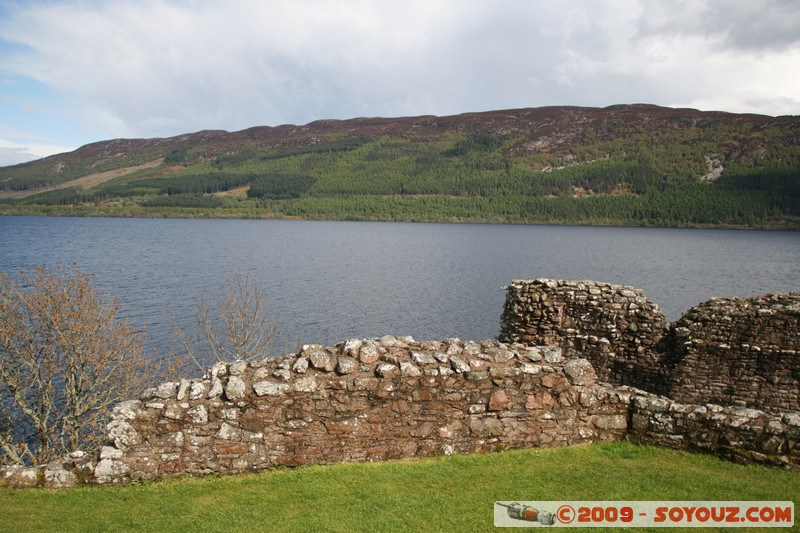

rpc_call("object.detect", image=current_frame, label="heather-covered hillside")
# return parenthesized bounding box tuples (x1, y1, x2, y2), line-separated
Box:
(2, 104, 798, 228)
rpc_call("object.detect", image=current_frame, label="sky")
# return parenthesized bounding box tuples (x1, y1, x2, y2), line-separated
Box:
(1, 0, 799, 166)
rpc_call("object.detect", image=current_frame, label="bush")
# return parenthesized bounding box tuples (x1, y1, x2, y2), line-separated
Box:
(181, 273, 283, 367)
(0, 265, 174, 465)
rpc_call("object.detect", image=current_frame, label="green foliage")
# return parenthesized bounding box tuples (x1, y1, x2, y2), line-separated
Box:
(0, 161, 48, 191)
(134, 172, 253, 195)
(0, 148, 167, 192)
(17, 187, 87, 205)
(4, 114, 799, 228)
(141, 194, 225, 208)
(212, 146, 259, 168)
(444, 132, 505, 157)
(164, 147, 188, 164)
(247, 174, 316, 199)
(258, 136, 371, 162)
(716, 168, 800, 215)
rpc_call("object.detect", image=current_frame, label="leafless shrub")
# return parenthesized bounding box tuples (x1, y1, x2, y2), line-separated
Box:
(0, 265, 175, 466)
(182, 272, 283, 368)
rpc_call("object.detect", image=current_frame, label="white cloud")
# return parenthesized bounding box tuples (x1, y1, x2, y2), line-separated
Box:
(0, 0, 798, 155)
(0, 146, 37, 166)
(0, 135, 76, 166)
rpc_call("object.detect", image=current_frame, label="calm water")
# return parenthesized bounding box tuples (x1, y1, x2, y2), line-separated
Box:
(2, 216, 798, 356)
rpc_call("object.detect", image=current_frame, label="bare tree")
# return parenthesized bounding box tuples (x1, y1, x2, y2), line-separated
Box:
(0, 265, 172, 466)
(184, 272, 281, 367)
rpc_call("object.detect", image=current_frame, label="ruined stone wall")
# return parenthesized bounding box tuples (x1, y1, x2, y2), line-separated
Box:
(3, 281, 799, 488)
(3, 336, 798, 488)
(666, 295, 800, 412)
(500, 279, 669, 392)
(93, 337, 630, 484)
(628, 396, 800, 469)
(500, 279, 800, 414)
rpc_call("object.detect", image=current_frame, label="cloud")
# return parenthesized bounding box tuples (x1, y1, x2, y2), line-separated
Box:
(0, 0, 798, 157)
(2, 0, 469, 134)
(0, 135, 76, 166)
(0, 146, 37, 166)
(637, 0, 800, 52)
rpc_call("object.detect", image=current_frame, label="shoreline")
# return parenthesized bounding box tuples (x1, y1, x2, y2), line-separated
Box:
(2, 205, 798, 231)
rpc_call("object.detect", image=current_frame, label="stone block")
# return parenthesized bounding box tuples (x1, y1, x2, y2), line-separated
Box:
(309, 350, 337, 372)
(342, 338, 363, 357)
(449, 356, 470, 374)
(469, 417, 503, 437)
(224, 376, 247, 401)
(359, 341, 380, 364)
(107, 419, 142, 449)
(375, 363, 398, 378)
(563, 358, 597, 386)
(154, 382, 179, 399)
(488, 390, 510, 411)
(400, 361, 422, 377)
(253, 380, 289, 396)
(229, 360, 248, 376)
(592, 414, 628, 430)
(336, 357, 357, 375)
(292, 357, 309, 374)
(187, 404, 209, 424)
(189, 381, 207, 400)
(293, 376, 318, 392)
(207, 377, 224, 398)
(411, 351, 437, 366)
(94, 458, 130, 484)
(1, 465, 41, 488)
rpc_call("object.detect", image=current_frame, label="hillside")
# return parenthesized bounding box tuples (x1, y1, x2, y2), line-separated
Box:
(1, 104, 799, 228)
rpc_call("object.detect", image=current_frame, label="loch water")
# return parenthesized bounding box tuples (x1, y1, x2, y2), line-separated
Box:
(1, 216, 798, 357)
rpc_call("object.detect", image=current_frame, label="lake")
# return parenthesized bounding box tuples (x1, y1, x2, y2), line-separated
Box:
(1, 216, 798, 358)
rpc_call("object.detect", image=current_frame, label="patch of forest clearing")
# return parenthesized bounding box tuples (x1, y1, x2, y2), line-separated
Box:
(0, 158, 165, 199)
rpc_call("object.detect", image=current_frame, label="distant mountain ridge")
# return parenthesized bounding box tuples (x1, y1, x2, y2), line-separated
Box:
(1, 104, 798, 228)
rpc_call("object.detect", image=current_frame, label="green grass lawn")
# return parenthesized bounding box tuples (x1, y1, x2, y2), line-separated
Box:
(0, 442, 796, 532)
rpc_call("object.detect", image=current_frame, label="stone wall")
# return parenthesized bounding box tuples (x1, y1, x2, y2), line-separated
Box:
(3, 281, 799, 488)
(500, 279, 800, 414)
(91, 337, 630, 484)
(3, 335, 798, 488)
(500, 279, 669, 393)
(666, 294, 800, 412)
(628, 396, 800, 470)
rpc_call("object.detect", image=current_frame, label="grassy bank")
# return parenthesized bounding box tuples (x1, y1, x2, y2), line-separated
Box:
(1, 442, 796, 532)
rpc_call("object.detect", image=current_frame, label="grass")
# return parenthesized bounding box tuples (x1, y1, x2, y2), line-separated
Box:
(0, 442, 796, 532)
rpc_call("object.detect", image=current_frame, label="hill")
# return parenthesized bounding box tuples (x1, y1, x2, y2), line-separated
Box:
(1, 104, 799, 228)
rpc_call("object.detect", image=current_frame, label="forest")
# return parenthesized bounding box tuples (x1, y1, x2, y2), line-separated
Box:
(1, 105, 798, 229)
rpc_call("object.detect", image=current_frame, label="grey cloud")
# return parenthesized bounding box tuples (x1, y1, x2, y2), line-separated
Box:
(741, 94, 800, 116)
(0, 0, 797, 150)
(638, 0, 800, 52)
